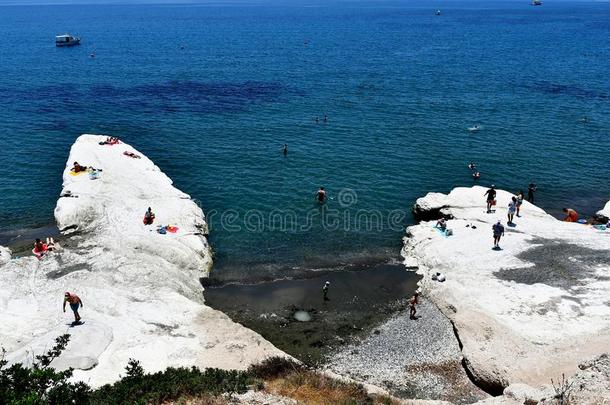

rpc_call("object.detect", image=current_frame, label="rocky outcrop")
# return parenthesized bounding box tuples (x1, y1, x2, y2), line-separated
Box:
(594, 201, 610, 223)
(0, 134, 287, 386)
(402, 186, 610, 393)
(412, 192, 454, 221)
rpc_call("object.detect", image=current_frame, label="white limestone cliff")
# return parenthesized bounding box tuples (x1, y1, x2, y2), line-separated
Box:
(402, 186, 610, 392)
(0, 134, 286, 386)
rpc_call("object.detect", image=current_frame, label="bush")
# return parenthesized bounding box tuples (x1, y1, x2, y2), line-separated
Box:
(247, 356, 303, 379)
(1, 335, 252, 405)
(90, 364, 251, 404)
(0, 334, 92, 405)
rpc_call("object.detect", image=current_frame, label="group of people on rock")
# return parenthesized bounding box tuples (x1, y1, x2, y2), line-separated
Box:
(99, 136, 120, 145)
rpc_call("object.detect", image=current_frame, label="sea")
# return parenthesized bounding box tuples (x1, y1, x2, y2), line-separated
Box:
(0, 0, 608, 282)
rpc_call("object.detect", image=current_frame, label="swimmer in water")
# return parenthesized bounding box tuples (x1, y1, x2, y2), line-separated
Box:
(468, 162, 476, 170)
(316, 187, 326, 203)
(473, 171, 481, 180)
(283, 144, 288, 156)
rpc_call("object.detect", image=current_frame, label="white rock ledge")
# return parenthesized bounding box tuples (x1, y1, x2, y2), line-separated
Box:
(0, 134, 286, 387)
(402, 186, 610, 392)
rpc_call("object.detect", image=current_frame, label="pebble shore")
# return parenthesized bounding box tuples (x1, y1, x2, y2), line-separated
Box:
(327, 299, 487, 403)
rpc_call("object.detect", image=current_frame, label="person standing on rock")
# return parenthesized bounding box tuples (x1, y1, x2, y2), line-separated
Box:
(492, 220, 505, 249)
(63, 292, 83, 325)
(516, 190, 524, 217)
(528, 183, 537, 203)
(508, 197, 517, 225)
(409, 292, 419, 320)
(484, 185, 497, 213)
(322, 281, 330, 301)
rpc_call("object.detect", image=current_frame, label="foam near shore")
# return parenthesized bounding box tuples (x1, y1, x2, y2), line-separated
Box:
(402, 186, 610, 392)
(0, 134, 286, 386)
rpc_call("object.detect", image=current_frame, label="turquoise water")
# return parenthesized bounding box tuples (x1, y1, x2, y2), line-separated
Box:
(0, 1, 608, 280)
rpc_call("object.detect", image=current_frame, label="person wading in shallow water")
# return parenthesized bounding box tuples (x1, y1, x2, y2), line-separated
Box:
(409, 292, 419, 320)
(63, 292, 83, 325)
(322, 281, 330, 301)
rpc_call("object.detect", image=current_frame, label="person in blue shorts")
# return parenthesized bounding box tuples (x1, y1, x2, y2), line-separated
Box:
(63, 292, 83, 324)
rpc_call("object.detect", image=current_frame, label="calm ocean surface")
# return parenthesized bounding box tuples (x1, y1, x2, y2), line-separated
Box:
(0, 1, 608, 281)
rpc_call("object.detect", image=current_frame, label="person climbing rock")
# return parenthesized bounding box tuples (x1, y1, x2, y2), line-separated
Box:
(323, 281, 330, 301)
(484, 185, 497, 213)
(409, 292, 419, 320)
(63, 292, 83, 325)
(143, 207, 155, 225)
(493, 220, 505, 249)
(528, 183, 537, 203)
(563, 208, 579, 222)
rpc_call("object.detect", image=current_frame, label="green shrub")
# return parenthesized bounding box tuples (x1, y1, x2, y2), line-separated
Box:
(90, 363, 251, 404)
(0, 334, 91, 405)
(247, 356, 303, 379)
(1, 335, 252, 405)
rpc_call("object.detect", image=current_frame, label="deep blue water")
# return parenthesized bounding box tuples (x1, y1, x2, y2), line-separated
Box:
(0, 1, 609, 281)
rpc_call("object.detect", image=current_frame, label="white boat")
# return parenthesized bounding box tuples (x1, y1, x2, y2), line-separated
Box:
(532, 0, 542, 5)
(55, 34, 81, 47)
(436, 9, 441, 16)
(468, 125, 481, 132)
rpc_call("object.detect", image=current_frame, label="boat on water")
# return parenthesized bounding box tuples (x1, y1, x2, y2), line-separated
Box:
(436, 9, 441, 16)
(55, 34, 81, 47)
(532, 0, 542, 5)
(468, 125, 481, 132)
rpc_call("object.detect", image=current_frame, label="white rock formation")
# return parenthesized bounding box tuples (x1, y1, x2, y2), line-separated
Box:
(0, 134, 286, 386)
(402, 186, 610, 392)
(0, 246, 10, 264)
(597, 200, 610, 222)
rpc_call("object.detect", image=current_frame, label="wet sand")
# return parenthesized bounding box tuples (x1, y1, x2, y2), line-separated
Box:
(204, 262, 421, 365)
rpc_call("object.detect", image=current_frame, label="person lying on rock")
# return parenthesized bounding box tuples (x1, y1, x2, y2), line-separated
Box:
(63, 292, 83, 325)
(72, 161, 87, 173)
(563, 208, 579, 222)
(143, 207, 156, 225)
